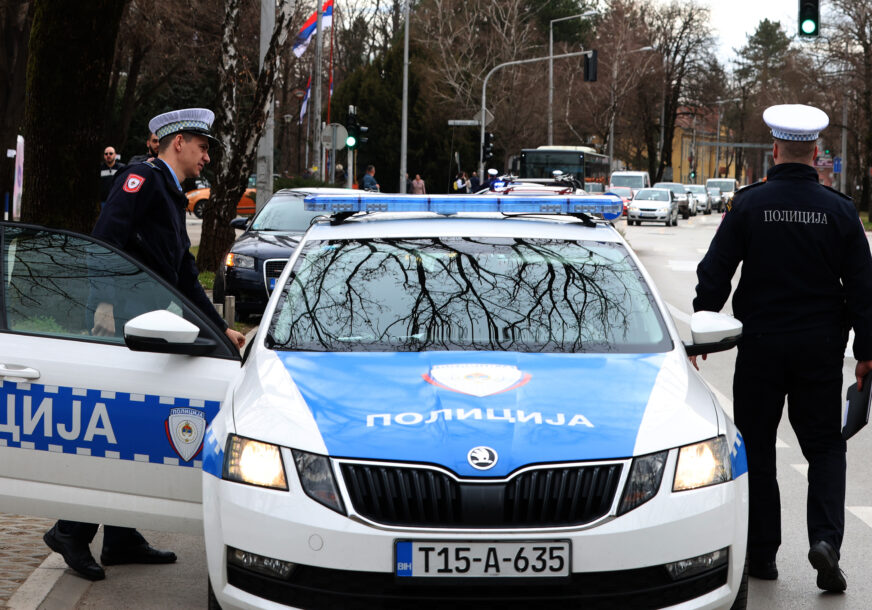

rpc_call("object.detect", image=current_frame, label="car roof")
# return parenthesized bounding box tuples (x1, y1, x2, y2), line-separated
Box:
(636, 187, 671, 193)
(303, 213, 624, 243)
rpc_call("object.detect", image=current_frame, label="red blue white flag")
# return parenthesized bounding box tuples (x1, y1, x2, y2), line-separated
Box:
(293, 0, 334, 58)
(299, 75, 312, 124)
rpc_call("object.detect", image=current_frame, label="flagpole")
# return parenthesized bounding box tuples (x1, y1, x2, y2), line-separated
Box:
(313, 2, 324, 181)
(327, 15, 335, 182)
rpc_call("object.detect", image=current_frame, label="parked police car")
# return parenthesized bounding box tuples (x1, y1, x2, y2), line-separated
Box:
(0, 194, 747, 609)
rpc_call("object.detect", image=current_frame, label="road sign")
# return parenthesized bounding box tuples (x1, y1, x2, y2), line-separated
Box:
(834, 156, 842, 174)
(321, 123, 348, 149)
(476, 109, 494, 127)
(448, 120, 480, 126)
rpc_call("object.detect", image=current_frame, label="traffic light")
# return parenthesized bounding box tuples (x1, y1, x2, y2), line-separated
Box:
(583, 50, 598, 82)
(798, 0, 819, 37)
(482, 132, 495, 161)
(358, 124, 369, 146)
(345, 114, 358, 149)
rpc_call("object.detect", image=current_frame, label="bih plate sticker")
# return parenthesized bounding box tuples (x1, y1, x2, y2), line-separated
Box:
(165, 407, 207, 462)
(123, 174, 145, 193)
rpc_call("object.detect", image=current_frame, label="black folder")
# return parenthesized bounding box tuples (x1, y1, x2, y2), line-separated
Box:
(843, 372, 872, 440)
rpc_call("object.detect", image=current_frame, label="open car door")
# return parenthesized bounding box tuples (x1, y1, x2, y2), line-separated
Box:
(0, 223, 241, 532)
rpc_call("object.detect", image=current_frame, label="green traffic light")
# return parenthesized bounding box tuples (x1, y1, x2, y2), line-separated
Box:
(346, 135, 357, 148)
(801, 19, 817, 35)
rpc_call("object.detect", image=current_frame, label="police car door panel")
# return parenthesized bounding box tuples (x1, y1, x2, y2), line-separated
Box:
(0, 223, 240, 533)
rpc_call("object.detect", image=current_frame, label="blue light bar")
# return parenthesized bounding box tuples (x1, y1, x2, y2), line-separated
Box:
(303, 193, 623, 220)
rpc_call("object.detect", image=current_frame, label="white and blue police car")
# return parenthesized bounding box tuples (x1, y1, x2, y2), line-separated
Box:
(0, 194, 747, 609)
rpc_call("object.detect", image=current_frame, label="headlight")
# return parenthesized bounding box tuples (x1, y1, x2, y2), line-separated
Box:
(629, 205, 639, 212)
(617, 450, 667, 515)
(223, 435, 288, 490)
(292, 450, 345, 514)
(673, 436, 731, 492)
(225, 252, 255, 269)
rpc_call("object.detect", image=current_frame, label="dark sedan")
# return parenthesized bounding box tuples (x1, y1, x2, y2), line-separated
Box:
(212, 187, 353, 319)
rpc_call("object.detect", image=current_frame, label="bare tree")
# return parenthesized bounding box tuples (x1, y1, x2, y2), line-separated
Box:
(0, 0, 33, 205)
(196, 0, 296, 273)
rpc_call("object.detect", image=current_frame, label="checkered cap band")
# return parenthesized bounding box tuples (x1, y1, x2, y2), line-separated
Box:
(155, 120, 211, 140)
(770, 128, 818, 142)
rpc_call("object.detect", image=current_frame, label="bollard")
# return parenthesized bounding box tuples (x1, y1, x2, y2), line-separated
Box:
(224, 295, 236, 327)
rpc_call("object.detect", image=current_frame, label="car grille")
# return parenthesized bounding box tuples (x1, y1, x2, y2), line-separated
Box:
(262, 258, 288, 292)
(340, 462, 623, 528)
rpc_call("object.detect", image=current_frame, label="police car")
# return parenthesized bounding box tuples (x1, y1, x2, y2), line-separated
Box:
(0, 194, 747, 609)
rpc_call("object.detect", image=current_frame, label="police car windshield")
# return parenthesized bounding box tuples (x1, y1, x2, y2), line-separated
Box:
(249, 193, 324, 232)
(267, 237, 671, 353)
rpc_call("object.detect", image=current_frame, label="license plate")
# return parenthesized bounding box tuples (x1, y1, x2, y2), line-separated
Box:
(395, 540, 570, 578)
(640, 212, 656, 217)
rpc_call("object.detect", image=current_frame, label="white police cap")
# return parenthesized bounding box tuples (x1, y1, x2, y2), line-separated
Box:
(149, 108, 217, 142)
(487, 168, 498, 176)
(762, 104, 829, 142)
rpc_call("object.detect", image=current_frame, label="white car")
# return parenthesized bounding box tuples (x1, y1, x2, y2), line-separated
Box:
(0, 195, 748, 609)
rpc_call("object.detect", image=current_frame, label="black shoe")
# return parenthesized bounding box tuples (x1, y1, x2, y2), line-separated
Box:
(808, 540, 847, 592)
(748, 559, 778, 580)
(100, 542, 177, 565)
(43, 525, 105, 581)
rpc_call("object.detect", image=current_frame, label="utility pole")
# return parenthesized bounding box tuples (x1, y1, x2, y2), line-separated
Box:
(399, 0, 410, 193)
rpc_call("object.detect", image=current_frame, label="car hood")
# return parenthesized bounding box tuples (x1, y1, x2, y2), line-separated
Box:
(233, 349, 720, 478)
(230, 231, 303, 259)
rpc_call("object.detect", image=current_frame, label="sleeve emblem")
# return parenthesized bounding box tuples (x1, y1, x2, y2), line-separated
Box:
(123, 174, 146, 193)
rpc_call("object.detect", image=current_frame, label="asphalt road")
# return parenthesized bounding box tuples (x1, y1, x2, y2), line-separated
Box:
(16, 212, 872, 609)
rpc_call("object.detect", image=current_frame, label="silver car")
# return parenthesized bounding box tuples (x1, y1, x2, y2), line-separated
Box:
(685, 185, 712, 215)
(627, 188, 679, 226)
(707, 187, 724, 212)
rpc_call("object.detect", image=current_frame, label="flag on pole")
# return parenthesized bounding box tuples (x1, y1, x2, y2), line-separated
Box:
(293, 0, 334, 58)
(299, 76, 312, 124)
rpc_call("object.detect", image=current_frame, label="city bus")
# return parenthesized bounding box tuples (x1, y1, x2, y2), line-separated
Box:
(516, 146, 609, 191)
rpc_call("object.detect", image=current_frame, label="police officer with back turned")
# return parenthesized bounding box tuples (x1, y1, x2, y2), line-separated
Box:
(693, 104, 872, 593)
(43, 108, 246, 581)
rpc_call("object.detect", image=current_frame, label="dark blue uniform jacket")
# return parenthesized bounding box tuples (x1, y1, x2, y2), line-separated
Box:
(694, 163, 872, 360)
(92, 160, 227, 332)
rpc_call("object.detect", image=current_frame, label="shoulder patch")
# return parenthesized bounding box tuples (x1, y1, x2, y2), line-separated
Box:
(123, 174, 146, 193)
(821, 184, 852, 201)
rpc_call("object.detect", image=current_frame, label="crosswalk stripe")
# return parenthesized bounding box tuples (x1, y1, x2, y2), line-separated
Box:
(847, 507, 872, 529)
(792, 464, 809, 477)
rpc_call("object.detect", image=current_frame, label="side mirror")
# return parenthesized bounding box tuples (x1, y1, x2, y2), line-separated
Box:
(124, 310, 217, 356)
(230, 217, 249, 230)
(684, 311, 742, 356)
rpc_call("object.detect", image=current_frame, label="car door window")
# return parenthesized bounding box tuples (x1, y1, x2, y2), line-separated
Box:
(2, 223, 234, 357)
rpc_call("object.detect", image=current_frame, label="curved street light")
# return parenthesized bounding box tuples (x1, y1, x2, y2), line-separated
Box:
(549, 10, 597, 145)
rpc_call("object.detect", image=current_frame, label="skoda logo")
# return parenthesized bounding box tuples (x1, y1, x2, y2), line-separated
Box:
(467, 446, 498, 470)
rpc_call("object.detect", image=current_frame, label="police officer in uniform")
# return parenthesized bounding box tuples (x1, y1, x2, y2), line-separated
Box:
(486, 168, 500, 190)
(43, 108, 246, 581)
(693, 104, 872, 592)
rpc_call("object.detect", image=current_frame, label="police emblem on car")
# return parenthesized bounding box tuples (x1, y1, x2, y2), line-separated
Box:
(165, 407, 206, 462)
(468, 446, 498, 470)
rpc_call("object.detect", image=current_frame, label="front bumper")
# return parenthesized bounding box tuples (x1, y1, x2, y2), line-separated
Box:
(204, 447, 748, 610)
(224, 267, 269, 314)
(628, 209, 670, 223)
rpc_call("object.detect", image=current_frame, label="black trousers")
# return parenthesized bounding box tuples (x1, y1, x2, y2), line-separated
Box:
(56, 520, 146, 549)
(733, 328, 847, 563)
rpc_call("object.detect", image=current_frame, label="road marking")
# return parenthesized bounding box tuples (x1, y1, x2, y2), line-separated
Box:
(847, 330, 854, 358)
(847, 507, 872, 529)
(792, 464, 809, 477)
(666, 303, 691, 325)
(667, 260, 700, 272)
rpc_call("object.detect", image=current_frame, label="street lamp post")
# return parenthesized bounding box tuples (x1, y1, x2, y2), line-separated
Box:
(399, 0, 410, 193)
(482, 50, 593, 179)
(608, 46, 654, 172)
(714, 97, 741, 178)
(549, 10, 597, 146)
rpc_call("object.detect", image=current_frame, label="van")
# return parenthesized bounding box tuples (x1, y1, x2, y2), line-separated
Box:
(609, 171, 651, 195)
(705, 178, 739, 204)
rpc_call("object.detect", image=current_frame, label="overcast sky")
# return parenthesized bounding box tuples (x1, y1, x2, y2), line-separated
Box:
(702, 0, 798, 65)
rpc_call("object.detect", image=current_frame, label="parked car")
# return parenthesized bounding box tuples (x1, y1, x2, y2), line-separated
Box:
(609, 170, 651, 195)
(213, 187, 355, 320)
(186, 174, 257, 219)
(606, 186, 634, 216)
(654, 182, 694, 218)
(627, 187, 679, 226)
(685, 184, 712, 215)
(707, 187, 725, 212)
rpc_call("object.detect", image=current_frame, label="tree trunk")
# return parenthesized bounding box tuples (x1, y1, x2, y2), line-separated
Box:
(22, 0, 127, 232)
(197, 0, 294, 273)
(0, 1, 33, 209)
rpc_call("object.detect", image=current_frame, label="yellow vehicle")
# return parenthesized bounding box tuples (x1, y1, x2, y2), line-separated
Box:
(185, 175, 256, 218)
